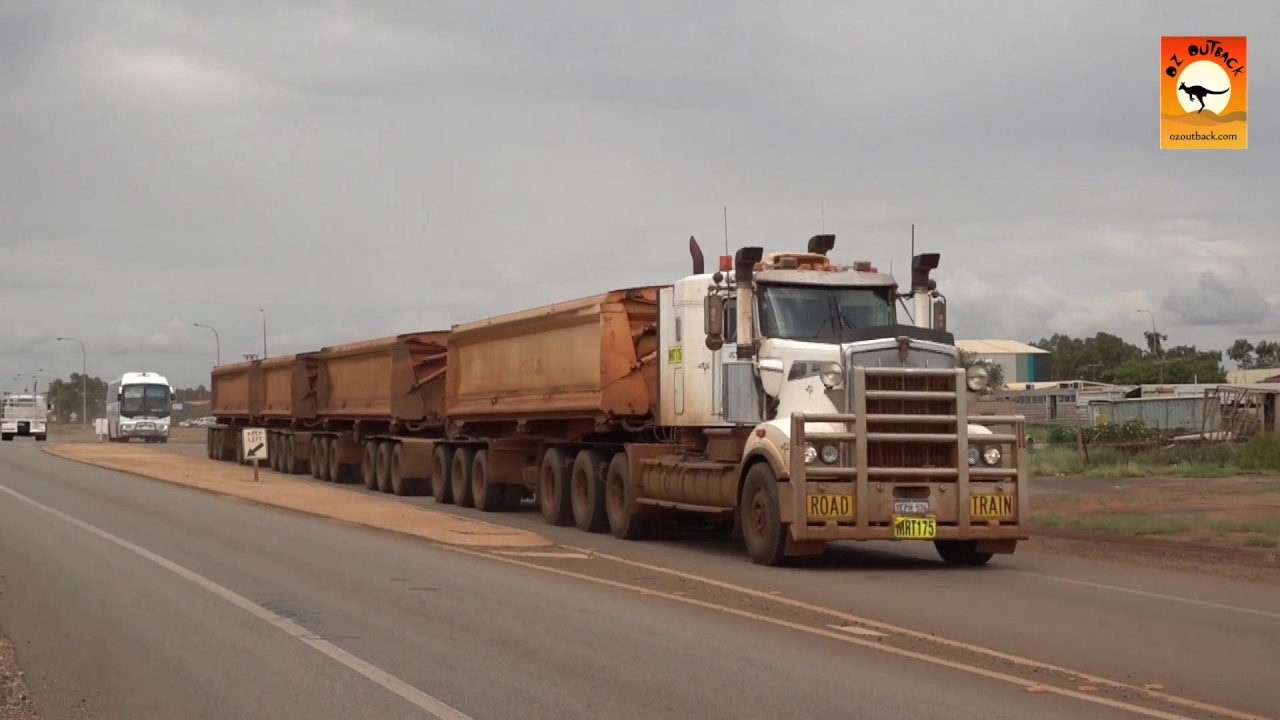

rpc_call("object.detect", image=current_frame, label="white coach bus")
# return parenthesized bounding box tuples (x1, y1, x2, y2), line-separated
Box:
(105, 371, 175, 443)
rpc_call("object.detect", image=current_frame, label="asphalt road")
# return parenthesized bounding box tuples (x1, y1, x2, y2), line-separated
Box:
(153, 437, 1280, 717)
(0, 441, 1171, 720)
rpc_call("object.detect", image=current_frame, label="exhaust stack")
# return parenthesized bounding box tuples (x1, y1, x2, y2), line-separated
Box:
(734, 246, 764, 358)
(911, 253, 940, 330)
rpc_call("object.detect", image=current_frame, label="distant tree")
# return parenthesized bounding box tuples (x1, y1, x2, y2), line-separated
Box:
(1227, 338, 1256, 369)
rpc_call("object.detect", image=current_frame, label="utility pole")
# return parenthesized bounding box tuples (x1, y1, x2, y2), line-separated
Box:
(57, 337, 88, 427)
(260, 308, 267, 358)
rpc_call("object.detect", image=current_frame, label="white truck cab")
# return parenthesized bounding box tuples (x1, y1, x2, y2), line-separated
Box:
(653, 234, 1026, 566)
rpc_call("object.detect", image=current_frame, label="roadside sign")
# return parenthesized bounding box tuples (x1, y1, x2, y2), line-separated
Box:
(242, 427, 267, 461)
(173, 402, 184, 411)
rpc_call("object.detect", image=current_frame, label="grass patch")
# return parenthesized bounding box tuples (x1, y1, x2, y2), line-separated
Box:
(1028, 435, 1280, 479)
(1244, 536, 1279, 549)
(1031, 512, 1196, 536)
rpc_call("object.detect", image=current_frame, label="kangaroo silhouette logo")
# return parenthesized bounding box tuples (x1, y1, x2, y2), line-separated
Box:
(1178, 81, 1229, 113)
(1160, 36, 1248, 150)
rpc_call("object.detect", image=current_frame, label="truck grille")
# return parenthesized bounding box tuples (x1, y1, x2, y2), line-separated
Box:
(865, 371, 955, 470)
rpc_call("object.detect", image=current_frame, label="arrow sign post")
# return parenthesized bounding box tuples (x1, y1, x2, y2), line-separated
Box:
(241, 428, 268, 483)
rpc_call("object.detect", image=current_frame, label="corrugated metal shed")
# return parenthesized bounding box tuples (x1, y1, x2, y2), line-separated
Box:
(956, 339, 1051, 355)
(1093, 395, 1221, 432)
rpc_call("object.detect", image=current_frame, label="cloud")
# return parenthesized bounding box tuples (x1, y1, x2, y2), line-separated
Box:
(1162, 270, 1273, 327)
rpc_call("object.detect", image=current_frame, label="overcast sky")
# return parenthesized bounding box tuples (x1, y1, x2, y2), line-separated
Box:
(2, 0, 1276, 392)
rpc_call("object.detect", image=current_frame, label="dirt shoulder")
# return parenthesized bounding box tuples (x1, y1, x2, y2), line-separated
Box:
(43, 444, 551, 550)
(0, 634, 37, 720)
(1024, 473, 1280, 582)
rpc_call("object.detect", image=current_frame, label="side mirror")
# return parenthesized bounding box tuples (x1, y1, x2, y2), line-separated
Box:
(704, 294, 725, 350)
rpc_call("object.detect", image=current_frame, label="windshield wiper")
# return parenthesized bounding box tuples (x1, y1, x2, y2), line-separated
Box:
(808, 296, 857, 339)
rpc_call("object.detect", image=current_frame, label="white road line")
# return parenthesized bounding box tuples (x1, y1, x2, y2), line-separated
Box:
(827, 624, 890, 638)
(0, 483, 473, 720)
(1013, 571, 1280, 620)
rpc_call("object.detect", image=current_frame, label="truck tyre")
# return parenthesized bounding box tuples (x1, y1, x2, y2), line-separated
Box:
(571, 449, 609, 533)
(362, 441, 380, 489)
(451, 446, 475, 508)
(501, 485, 525, 511)
(538, 448, 574, 526)
(36, 434, 46, 443)
(605, 452, 647, 540)
(740, 462, 789, 566)
(471, 449, 502, 512)
(285, 437, 298, 475)
(431, 446, 454, 504)
(390, 444, 416, 496)
(934, 540, 994, 566)
(319, 438, 333, 482)
(311, 438, 323, 479)
(1, 434, 11, 442)
(377, 442, 394, 494)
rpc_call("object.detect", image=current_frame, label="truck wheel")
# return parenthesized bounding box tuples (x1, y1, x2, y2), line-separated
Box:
(571, 449, 609, 533)
(318, 438, 333, 482)
(431, 446, 454, 504)
(501, 485, 525, 511)
(471, 449, 503, 512)
(377, 442, 394, 494)
(35, 435, 46, 443)
(362, 441, 380, 489)
(605, 452, 647, 540)
(538, 448, 574, 526)
(285, 437, 298, 475)
(934, 540, 994, 566)
(310, 438, 323, 479)
(740, 462, 788, 566)
(390, 444, 416, 496)
(1, 434, 12, 442)
(451, 446, 475, 508)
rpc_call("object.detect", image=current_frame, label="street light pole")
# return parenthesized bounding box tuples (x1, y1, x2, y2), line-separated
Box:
(193, 323, 221, 366)
(56, 337, 88, 427)
(1136, 309, 1163, 384)
(260, 308, 267, 358)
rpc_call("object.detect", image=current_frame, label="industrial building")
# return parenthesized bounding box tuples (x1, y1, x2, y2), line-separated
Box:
(955, 339, 1052, 387)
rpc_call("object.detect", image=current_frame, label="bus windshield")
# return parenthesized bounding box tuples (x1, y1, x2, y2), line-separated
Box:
(757, 283, 897, 343)
(120, 384, 171, 418)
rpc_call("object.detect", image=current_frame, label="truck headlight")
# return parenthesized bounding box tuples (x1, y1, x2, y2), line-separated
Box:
(819, 362, 843, 389)
(967, 446, 980, 466)
(820, 444, 839, 464)
(966, 365, 989, 391)
(982, 445, 1002, 466)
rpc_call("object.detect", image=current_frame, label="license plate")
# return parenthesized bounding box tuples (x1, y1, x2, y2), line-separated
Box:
(970, 493, 1015, 520)
(138, 422, 154, 429)
(806, 493, 854, 521)
(894, 499, 930, 515)
(892, 515, 937, 540)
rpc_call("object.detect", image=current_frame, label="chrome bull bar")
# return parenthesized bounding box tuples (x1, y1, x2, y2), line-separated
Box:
(787, 366, 1028, 542)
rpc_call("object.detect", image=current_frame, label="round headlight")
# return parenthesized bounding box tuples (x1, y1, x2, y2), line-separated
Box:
(982, 445, 1002, 466)
(967, 446, 979, 466)
(804, 443, 818, 465)
(820, 444, 839, 464)
(966, 364, 989, 391)
(819, 362, 843, 389)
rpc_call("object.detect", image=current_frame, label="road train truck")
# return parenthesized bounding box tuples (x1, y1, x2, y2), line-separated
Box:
(207, 234, 1028, 566)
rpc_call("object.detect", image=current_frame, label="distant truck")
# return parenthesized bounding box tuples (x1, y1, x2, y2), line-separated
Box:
(208, 235, 1028, 567)
(105, 371, 176, 443)
(1, 393, 50, 442)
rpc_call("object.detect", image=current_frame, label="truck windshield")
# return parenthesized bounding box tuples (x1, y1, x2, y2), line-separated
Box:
(121, 384, 171, 418)
(758, 284, 897, 342)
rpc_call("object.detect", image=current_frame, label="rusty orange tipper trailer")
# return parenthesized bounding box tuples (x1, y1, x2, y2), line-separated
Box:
(210, 331, 452, 497)
(430, 286, 664, 519)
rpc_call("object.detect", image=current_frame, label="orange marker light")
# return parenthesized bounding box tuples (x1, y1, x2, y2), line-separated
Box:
(719, 255, 732, 271)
